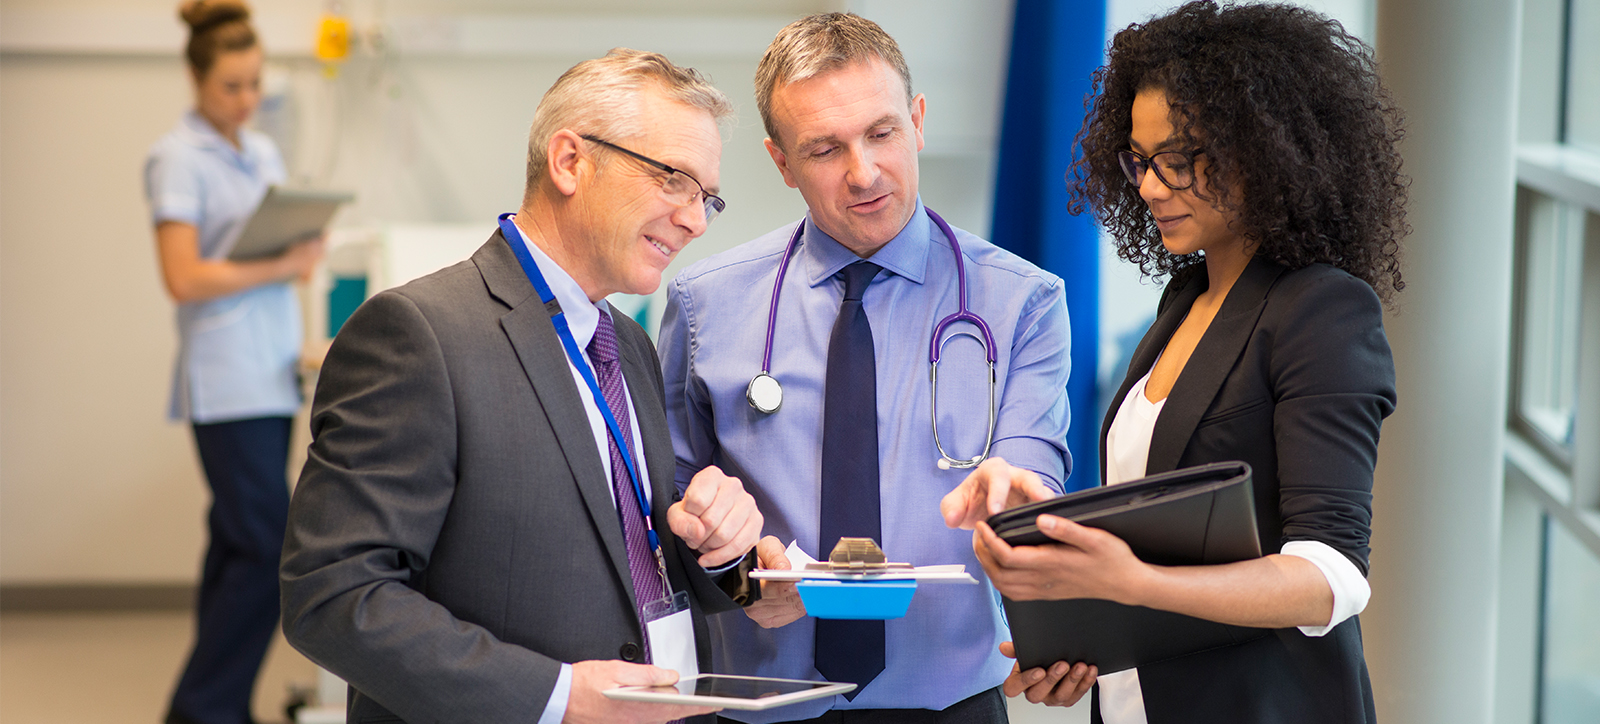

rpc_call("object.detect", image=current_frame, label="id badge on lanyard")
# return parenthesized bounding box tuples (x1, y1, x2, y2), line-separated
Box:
(498, 214, 700, 676)
(642, 590, 698, 677)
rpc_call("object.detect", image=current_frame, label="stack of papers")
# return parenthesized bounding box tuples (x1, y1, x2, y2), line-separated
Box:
(748, 541, 978, 583)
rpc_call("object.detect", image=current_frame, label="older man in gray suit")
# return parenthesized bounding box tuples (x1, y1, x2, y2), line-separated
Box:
(281, 49, 762, 724)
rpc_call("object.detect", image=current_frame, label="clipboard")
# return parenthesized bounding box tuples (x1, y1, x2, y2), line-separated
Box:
(986, 461, 1269, 673)
(226, 186, 354, 261)
(748, 538, 977, 619)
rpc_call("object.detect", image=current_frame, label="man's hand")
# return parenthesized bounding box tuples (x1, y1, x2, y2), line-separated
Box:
(742, 536, 807, 628)
(940, 457, 1057, 530)
(998, 641, 1096, 707)
(563, 660, 718, 724)
(668, 465, 762, 568)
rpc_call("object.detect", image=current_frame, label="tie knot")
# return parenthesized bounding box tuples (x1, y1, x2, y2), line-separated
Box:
(588, 310, 620, 365)
(840, 262, 881, 302)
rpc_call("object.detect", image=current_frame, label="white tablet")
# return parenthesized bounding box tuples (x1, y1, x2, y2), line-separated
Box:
(602, 674, 855, 711)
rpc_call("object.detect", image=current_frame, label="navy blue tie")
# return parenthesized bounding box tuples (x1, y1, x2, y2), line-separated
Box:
(815, 261, 883, 699)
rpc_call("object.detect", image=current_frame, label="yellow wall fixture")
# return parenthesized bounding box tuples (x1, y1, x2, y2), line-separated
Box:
(315, 12, 351, 76)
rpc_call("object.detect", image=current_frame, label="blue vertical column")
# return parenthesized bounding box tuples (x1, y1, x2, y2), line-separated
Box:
(991, 0, 1106, 492)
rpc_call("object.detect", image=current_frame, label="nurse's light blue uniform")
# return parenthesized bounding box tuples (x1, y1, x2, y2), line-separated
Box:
(145, 110, 300, 724)
(145, 110, 300, 423)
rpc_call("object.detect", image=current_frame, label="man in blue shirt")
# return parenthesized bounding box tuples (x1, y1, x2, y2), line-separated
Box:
(659, 13, 1072, 723)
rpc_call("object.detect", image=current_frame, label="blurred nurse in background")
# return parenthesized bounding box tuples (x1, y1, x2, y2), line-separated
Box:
(143, 2, 322, 723)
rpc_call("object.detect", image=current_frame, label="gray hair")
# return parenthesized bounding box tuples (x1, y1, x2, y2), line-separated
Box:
(525, 48, 733, 195)
(754, 13, 914, 148)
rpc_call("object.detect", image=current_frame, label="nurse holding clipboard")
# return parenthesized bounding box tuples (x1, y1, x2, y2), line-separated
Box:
(144, 3, 323, 722)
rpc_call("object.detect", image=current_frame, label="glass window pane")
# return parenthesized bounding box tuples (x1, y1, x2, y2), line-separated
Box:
(1518, 196, 1585, 448)
(1567, 0, 1600, 151)
(1540, 519, 1600, 722)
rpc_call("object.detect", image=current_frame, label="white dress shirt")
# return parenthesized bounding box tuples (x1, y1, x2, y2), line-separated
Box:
(505, 220, 652, 724)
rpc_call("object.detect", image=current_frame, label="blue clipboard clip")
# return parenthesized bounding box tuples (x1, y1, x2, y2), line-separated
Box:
(750, 538, 977, 620)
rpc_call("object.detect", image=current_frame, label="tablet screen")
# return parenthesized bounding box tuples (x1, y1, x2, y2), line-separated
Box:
(682, 675, 836, 699)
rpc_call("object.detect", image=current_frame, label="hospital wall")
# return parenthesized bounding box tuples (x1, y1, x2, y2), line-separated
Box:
(0, 0, 1013, 586)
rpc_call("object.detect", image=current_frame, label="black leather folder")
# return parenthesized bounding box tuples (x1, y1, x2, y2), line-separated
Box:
(987, 461, 1267, 673)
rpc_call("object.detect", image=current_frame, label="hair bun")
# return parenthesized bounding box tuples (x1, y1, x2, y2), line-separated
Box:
(179, 0, 251, 32)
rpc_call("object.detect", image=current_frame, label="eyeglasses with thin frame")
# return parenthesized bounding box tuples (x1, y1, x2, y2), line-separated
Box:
(1117, 148, 1205, 191)
(580, 135, 726, 224)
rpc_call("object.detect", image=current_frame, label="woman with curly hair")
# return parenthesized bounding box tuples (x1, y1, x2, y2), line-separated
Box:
(963, 2, 1406, 722)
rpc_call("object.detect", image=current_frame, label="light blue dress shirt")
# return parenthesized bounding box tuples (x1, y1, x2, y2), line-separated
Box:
(660, 201, 1072, 721)
(144, 110, 299, 423)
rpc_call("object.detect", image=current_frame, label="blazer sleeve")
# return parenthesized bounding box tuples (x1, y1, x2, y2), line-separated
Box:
(1269, 271, 1397, 575)
(280, 289, 562, 723)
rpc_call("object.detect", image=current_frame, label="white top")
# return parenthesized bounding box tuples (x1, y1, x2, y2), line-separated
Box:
(1096, 368, 1373, 724)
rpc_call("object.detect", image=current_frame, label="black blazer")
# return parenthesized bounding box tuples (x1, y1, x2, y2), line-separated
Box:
(1093, 256, 1396, 724)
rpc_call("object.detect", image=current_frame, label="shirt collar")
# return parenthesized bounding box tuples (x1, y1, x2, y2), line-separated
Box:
(177, 109, 256, 167)
(505, 217, 605, 350)
(802, 197, 930, 287)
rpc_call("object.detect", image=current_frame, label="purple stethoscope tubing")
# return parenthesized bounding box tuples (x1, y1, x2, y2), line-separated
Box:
(749, 208, 998, 469)
(925, 208, 997, 365)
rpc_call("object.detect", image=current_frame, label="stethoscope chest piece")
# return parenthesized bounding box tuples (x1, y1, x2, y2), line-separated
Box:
(747, 372, 783, 414)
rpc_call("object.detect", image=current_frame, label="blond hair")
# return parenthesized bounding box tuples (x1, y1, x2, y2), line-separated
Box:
(178, 0, 257, 78)
(755, 13, 913, 148)
(525, 48, 732, 196)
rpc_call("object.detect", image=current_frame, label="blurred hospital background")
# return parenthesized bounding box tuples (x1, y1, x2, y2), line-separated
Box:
(1, 0, 1596, 722)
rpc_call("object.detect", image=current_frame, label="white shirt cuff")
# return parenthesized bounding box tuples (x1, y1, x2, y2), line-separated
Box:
(537, 662, 573, 724)
(1281, 540, 1371, 637)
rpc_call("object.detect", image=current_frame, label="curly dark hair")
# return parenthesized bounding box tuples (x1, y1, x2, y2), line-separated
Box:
(1070, 1, 1408, 301)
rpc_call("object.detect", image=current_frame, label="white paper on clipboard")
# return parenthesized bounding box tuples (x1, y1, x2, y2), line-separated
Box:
(747, 540, 979, 583)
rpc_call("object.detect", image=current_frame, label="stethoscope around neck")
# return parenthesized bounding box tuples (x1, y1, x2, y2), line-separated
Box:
(746, 208, 999, 470)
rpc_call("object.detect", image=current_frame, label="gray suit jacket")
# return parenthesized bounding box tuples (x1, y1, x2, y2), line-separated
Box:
(281, 230, 755, 724)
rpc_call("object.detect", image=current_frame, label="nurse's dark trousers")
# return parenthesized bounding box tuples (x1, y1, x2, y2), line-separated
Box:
(166, 416, 292, 724)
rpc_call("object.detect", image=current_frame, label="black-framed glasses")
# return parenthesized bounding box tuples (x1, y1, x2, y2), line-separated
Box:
(581, 135, 725, 223)
(1117, 148, 1204, 191)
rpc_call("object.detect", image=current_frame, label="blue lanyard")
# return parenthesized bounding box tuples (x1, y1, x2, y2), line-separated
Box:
(497, 214, 661, 556)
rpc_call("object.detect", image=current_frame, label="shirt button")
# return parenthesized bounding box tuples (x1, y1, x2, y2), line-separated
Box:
(620, 642, 642, 661)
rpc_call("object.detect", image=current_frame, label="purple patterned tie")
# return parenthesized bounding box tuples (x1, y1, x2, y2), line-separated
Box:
(588, 310, 669, 659)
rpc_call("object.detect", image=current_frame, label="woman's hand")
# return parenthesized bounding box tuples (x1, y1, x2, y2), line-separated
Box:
(155, 222, 325, 303)
(999, 641, 1096, 707)
(978, 513, 1339, 629)
(280, 235, 327, 283)
(973, 514, 1151, 604)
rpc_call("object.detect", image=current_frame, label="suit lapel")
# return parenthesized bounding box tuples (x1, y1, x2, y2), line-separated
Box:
(1098, 274, 1203, 484)
(1145, 256, 1285, 475)
(476, 232, 637, 605)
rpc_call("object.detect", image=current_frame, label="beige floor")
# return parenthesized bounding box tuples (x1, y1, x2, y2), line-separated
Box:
(0, 610, 1083, 724)
(0, 611, 318, 724)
